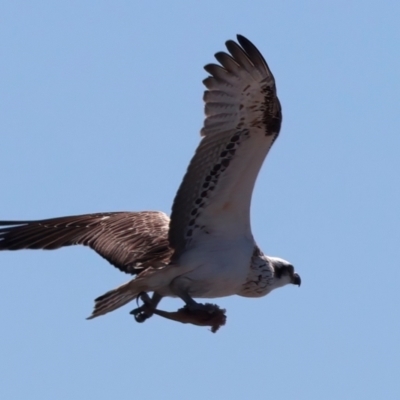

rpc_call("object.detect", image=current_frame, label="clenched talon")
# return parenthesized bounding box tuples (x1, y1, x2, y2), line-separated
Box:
(130, 306, 151, 322)
(133, 311, 150, 323)
(131, 292, 154, 323)
(135, 291, 151, 306)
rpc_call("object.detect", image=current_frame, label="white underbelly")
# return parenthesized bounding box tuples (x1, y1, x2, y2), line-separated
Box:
(169, 237, 254, 299)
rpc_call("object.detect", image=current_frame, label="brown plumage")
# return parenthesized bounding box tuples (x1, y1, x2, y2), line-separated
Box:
(0, 211, 172, 275)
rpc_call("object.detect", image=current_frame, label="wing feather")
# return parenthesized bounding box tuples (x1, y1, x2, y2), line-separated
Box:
(169, 35, 282, 257)
(0, 211, 172, 274)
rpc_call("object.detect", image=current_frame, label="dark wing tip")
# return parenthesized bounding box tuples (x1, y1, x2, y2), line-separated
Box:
(235, 34, 268, 70)
(236, 34, 254, 49)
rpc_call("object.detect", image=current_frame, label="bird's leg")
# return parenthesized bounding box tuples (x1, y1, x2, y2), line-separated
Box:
(130, 292, 162, 323)
(169, 282, 209, 312)
(179, 292, 208, 312)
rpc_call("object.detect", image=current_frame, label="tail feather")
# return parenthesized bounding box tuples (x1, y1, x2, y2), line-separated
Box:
(87, 282, 138, 320)
(87, 265, 180, 319)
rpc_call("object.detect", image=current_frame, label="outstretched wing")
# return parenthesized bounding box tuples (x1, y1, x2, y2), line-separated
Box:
(169, 35, 282, 257)
(0, 211, 172, 274)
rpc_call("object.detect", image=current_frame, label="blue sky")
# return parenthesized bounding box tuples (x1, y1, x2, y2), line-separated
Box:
(1, 1, 399, 399)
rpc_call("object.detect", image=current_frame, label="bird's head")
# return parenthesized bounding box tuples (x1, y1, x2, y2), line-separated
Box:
(269, 257, 301, 289)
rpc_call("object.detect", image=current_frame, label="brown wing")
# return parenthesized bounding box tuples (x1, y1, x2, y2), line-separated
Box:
(0, 211, 173, 275)
(169, 35, 281, 257)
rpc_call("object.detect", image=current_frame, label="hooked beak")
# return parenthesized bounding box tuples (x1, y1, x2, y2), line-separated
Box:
(292, 273, 301, 287)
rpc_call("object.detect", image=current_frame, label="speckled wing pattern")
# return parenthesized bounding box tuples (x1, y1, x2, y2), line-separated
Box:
(168, 35, 282, 258)
(0, 211, 172, 274)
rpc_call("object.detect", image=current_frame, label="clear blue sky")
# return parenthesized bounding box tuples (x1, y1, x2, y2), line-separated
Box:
(1, 1, 399, 399)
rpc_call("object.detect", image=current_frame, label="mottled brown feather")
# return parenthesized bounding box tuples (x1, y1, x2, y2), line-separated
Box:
(0, 211, 173, 275)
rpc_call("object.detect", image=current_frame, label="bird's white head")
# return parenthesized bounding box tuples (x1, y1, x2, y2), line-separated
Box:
(269, 256, 301, 290)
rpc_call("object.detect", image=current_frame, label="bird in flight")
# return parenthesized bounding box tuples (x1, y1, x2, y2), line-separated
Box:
(0, 35, 300, 331)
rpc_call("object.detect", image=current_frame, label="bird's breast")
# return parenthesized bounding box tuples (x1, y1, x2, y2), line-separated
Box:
(173, 237, 255, 298)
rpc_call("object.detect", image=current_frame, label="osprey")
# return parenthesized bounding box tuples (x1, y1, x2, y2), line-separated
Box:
(0, 35, 300, 331)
